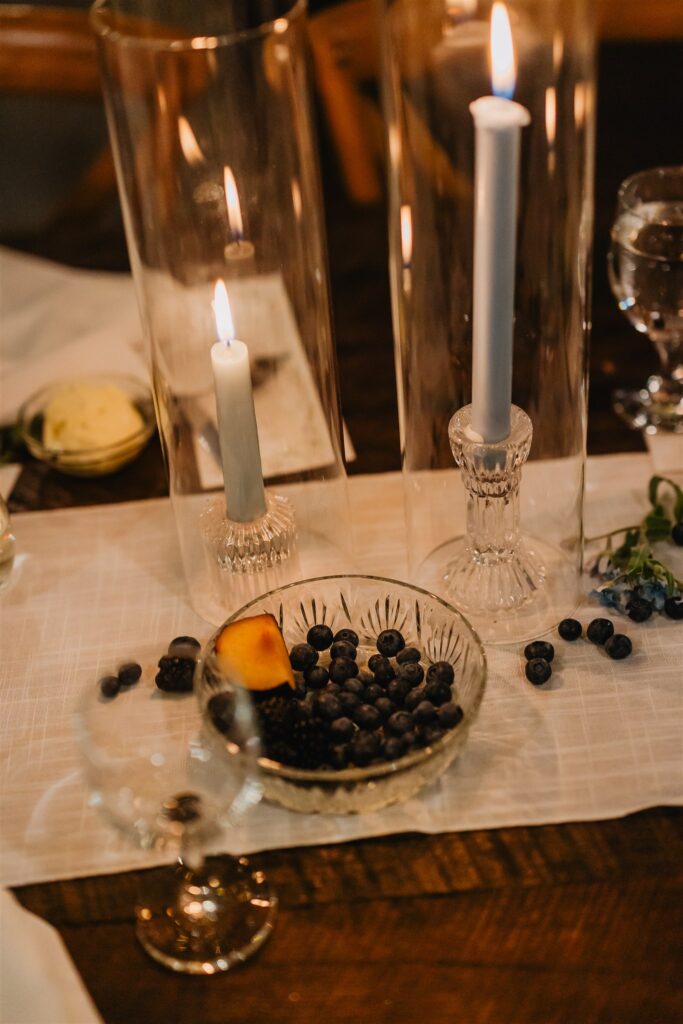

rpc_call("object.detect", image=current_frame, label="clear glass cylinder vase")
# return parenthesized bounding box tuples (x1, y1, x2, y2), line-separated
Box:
(380, 0, 595, 643)
(93, 0, 351, 624)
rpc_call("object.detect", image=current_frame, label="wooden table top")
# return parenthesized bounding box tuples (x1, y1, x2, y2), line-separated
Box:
(6, 37, 683, 1024)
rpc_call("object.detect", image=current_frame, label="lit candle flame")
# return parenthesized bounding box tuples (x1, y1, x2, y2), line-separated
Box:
(224, 167, 244, 240)
(177, 116, 203, 166)
(490, 2, 516, 100)
(213, 280, 235, 345)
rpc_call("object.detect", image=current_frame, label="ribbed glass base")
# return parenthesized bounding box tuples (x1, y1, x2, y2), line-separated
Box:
(200, 492, 297, 574)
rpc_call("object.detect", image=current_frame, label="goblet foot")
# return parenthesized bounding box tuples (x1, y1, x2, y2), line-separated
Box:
(443, 538, 545, 614)
(136, 857, 277, 974)
(201, 492, 297, 573)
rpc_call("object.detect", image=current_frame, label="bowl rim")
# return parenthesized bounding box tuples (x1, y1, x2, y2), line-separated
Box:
(197, 573, 487, 784)
(17, 373, 155, 461)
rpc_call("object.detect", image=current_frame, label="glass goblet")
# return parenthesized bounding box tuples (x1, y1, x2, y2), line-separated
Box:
(75, 669, 276, 974)
(608, 165, 683, 433)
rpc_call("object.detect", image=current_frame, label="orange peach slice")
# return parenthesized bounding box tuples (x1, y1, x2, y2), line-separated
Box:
(215, 613, 296, 692)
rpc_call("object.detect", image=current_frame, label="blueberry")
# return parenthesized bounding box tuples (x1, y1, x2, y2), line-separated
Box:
(117, 662, 142, 687)
(626, 596, 653, 623)
(329, 744, 350, 769)
(672, 522, 683, 546)
(364, 683, 384, 704)
(525, 658, 552, 685)
(343, 676, 365, 696)
(402, 730, 418, 750)
(426, 661, 455, 686)
(99, 675, 120, 699)
(383, 737, 405, 761)
(207, 692, 234, 733)
(371, 656, 395, 684)
(558, 618, 582, 641)
(587, 618, 614, 645)
(664, 596, 683, 620)
(387, 710, 413, 736)
(330, 640, 357, 662)
(168, 636, 200, 658)
(314, 693, 343, 721)
(334, 628, 359, 647)
(329, 657, 359, 683)
(424, 680, 451, 706)
(323, 681, 341, 695)
(437, 702, 464, 728)
(605, 634, 632, 660)
(305, 665, 329, 689)
(354, 704, 382, 730)
(338, 691, 361, 713)
(523, 640, 555, 663)
(420, 724, 445, 747)
(387, 677, 411, 705)
(376, 629, 405, 657)
(350, 732, 379, 766)
(290, 643, 318, 671)
(330, 716, 354, 742)
(398, 662, 424, 687)
(412, 700, 437, 724)
(307, 624, 334, 651)
(404, 686, 426, 712)
(374, 696, 396, 720)
(396, 646, 421, 665)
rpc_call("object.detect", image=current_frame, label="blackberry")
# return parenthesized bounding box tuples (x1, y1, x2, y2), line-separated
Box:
(523, 640, 555, 663)
(412, 700, 437, 725)
(426, 661, 455, 686)
(558, 618, 582, 641)
(398, 662, 424, 687)
(605, 634, 632, 660)
(207, 692, 234, 734)
(99, 675, 120, 699)
(330, 640, 357, 662)
(525, 658, 552, 685)
(117, 662, 142, 687)
(307, 624, 334, 651)
(672, 522, 683, 546)
(334, 628, 359, 648)
(305, 665, 329, 689)
(396, 646, 421, 665)
(329, 744, 350, 769)
(266, 740, 297, 766)
(664, 596, 683, 620)
(376, 629, 405, 657)
(289, 643, 318, 672)
(256, 695, 296, 742)
(626, 596, 653, 623)
(437, 702, 464, 728)
(329, 656, 359, 683)
(155, 655, 195, 693)
(371, 656, 395, 684)
(587, 618, 614, 645)
(354, 704, 382, 731)
(290, 717, 330, 769)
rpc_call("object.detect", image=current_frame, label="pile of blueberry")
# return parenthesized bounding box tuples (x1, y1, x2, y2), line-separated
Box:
(244, 625, 464, 770)
(523, 616, 633, 686)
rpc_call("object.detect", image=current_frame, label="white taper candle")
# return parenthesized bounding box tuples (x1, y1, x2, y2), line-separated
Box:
(211, 281, 267, 522)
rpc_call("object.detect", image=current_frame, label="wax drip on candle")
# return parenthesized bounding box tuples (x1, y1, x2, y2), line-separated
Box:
(468, 2, 530, 444)
(211, 280, 266, 523)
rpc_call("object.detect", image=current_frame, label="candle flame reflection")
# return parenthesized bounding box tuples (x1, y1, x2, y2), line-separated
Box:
(490, 2, 516, 100)
(224, 167, 244, 240)
(213, 280, 235, 345)
(178, 116, 204, 166)
(400, 205, 413, 266)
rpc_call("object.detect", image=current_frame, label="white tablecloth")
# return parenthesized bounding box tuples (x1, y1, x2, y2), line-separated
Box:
(1, 454, 682, 887)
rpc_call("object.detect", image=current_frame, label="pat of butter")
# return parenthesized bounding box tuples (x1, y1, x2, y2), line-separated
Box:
(43, 382, 144, 452)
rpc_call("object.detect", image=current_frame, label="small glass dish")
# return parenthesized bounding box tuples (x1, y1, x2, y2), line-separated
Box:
(196, 575, 487, 814)
(18, 374, 155, 477)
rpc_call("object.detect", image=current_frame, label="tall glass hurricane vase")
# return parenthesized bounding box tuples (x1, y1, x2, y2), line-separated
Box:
(380, 0, 595, 642)
(93, 0, 351, 624)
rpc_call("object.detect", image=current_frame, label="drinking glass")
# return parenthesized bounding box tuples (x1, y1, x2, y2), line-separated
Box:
(75, 669, 276, 974)
(608, 166, 683, 433)
(0, 497, 16, 590)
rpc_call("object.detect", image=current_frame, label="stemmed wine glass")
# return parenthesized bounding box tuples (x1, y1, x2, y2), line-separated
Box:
(75, 660, 276, 974)
(608, 165, 683, 433)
